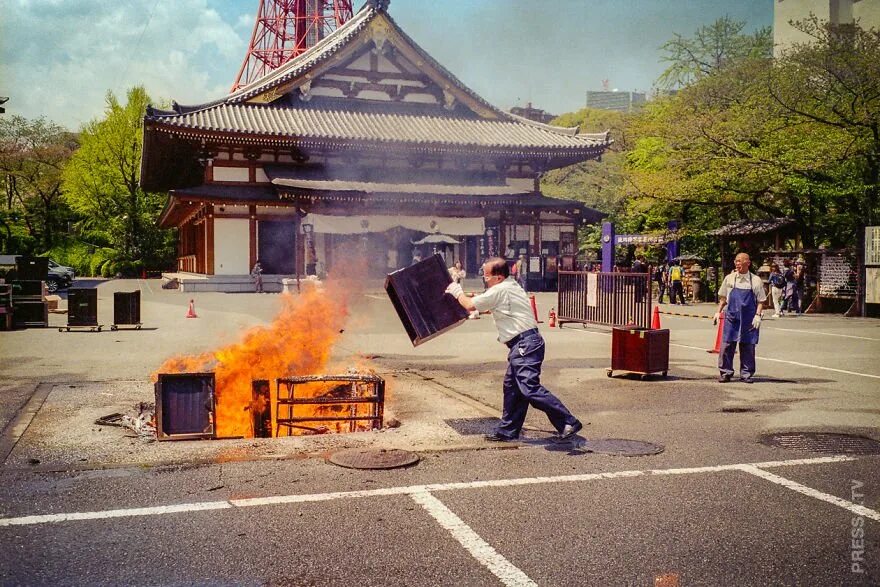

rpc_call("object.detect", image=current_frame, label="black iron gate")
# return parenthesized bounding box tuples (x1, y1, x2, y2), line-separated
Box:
(557, 271, 652, 328)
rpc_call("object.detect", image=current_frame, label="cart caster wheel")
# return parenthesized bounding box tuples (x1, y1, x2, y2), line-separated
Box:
(66, 327, 70, 332)
(606, 369, 613, 377)
(640, 374, 649, 381)
(136, 324, 141, 330)
(111, 325, 118, 331)
(58, 327, 64, 332)
(97, 326, 102, 332)
(661, 371, 668, 378)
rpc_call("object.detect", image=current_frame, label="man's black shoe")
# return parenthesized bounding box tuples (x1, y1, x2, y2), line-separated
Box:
(558, 421, 583, 440)
(484, 432, 517, 442)
(718, 374, 731, 383)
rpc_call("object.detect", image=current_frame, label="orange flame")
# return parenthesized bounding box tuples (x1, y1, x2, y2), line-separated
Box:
(154, 272, 368, 438)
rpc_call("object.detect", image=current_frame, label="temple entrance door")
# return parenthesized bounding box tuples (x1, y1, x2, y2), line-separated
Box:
(258, 221, 296, 274)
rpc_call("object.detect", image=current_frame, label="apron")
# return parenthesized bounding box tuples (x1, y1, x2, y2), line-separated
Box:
(723, 273, 759, 344)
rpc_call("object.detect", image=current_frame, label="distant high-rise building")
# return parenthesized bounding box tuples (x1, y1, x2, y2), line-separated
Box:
(585, 90, 646, 113)
(774, 0, 880, 57)
(509, 102, 556, 124)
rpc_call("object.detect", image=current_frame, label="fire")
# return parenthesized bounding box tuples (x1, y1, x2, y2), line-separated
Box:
(154, 274, 366, 438)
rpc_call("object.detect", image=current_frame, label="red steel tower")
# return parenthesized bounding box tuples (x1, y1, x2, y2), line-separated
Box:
(231, 0, 353, 92)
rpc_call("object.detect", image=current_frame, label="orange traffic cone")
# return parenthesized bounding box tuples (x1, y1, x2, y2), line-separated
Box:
(529, 294, 544, 323)
(651, 306, 661, 330)
(185, 299, 198, 319)
(707, 313, 724, 353)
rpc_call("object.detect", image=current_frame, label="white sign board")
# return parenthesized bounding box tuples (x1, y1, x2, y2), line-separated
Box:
(587, 272, 598, 307)
(867, 226, 880, 266)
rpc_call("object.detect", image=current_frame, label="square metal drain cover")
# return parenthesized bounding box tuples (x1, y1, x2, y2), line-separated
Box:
(760, 432, 880, 455)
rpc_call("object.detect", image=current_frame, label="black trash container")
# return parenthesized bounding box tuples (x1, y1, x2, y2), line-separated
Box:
(385, 253, 469, 346)
(113, 290, 141, 329)
(67, 288, 99, 328)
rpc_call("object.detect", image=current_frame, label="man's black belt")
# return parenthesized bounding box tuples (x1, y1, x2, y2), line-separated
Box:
(505, 328, 540, 348)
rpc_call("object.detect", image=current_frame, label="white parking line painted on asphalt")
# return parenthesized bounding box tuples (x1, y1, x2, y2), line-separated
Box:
(0, 456, 854, 528)
(764, 327, 879, 341)
(411, 491, 537, 587)
(667, 342, 880, 380)
(739, 464, 880, 522)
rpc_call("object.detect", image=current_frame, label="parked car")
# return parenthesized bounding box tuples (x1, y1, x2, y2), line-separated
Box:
(47, 259, 75, 285)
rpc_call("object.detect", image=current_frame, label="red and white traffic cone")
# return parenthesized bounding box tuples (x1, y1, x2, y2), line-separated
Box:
(651, 305, 661, 330)
(707, 313, 724, 353)
(185, 299, 198, 319)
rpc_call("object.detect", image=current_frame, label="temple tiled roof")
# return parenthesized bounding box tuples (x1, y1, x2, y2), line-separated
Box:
(708, 218, 795, 236)
(148, 103, 609, 151)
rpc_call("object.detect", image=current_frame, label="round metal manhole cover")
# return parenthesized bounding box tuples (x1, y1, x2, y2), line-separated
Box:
(760, 432, 880, 455)
(327, 448, 420, 470)
(581, 439, 665, 456)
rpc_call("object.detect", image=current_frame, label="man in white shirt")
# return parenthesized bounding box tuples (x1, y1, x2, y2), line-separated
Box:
(713, 252, 767, 383)
(445, 257, 583, 441)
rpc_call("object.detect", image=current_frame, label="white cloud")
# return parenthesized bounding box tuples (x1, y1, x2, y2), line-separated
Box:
(1, 0, 246, 130)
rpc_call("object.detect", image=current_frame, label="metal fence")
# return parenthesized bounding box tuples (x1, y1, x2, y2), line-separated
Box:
(557, 271, 652, 328)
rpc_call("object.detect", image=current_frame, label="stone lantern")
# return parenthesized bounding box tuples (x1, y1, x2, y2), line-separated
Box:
(687, 262, 703, 302)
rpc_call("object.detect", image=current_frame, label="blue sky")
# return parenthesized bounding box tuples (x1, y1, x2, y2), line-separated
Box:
(1, 0, 772, 130)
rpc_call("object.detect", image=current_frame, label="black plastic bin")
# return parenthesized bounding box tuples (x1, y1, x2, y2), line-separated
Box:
(66, 288, 100, 330)
(112, 290, 141, 329)
(154, 373, 216, 441)
(12, 301, 48, 328)
(385, 253, 469, 347)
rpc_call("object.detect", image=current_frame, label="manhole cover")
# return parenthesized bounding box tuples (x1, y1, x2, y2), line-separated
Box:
(760, 432, 880, 455)
(327, 448, 420, 470)
(581, 439, 665, 456)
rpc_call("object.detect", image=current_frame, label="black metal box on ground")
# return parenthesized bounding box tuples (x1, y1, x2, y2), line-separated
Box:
(11, 280, 45, 300)
(608, 327, 669, 379)
(384, 254, 469, 347)
(68, 288, 98, 327)
(155, 373, 216, 440)
(15, 257, 48, 281)
(113, 290, 141, 327)
(11, 301, 48, 328)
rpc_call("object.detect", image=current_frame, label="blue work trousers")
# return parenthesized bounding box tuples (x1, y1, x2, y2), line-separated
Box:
(719, 341, 756, 380)
(496, 332, 578, 438)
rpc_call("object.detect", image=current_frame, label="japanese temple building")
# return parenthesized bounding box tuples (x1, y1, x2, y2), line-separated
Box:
(140, 0, 610, 290)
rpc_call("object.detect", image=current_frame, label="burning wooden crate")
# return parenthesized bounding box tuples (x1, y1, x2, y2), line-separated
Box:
(271, 374, 385, 437)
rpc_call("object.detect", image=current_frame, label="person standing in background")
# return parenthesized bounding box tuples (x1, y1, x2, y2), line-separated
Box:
(251, 260, 263, 293)
(655, 262, 669, 303)
(448, 260, 466, 284)
(668, 260, 686, 304)
(515, 254, 528, 292)
(768, 263, 786, 317)
(782, 260, 797, 313)
(794, 260, 806, 314)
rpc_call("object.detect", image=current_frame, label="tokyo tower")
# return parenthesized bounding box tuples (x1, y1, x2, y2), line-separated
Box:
(231, 0, 353, 92)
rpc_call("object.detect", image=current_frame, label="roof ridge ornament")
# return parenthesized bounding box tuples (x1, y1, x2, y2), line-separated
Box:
(366, 0, 390, 11)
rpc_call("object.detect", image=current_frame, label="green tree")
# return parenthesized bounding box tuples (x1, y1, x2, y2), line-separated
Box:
(62, 86, 174, 273)
(0, 115, 77, 252)
(541, 108, 634, 256)
(657, 16, 772, 89)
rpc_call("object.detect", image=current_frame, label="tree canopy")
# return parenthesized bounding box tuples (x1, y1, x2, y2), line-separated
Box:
(62, 86, 174, 273)
(0, 116, 77, 252)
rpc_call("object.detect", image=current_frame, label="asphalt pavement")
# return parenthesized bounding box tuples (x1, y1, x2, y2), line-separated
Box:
(0, 278, 878, 586)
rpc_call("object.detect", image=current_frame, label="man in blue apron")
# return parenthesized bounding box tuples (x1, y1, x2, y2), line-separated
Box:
(713, 253, 767, 383)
